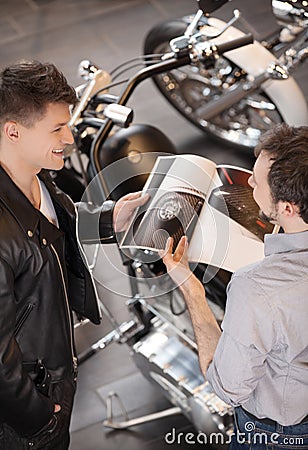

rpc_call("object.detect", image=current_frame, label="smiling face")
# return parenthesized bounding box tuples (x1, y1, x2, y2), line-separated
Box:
(12, 102, 74, 173)
(0, 101, 74, 178)
(248, 150, 278, 224)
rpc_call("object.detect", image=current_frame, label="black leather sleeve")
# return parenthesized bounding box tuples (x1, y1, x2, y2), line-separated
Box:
(0, 256, 54, 437)
(76, 200, 117, 244)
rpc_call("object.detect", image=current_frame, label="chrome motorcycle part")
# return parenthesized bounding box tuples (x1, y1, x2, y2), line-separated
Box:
(193, 61, 289, 122)
(78, 59, 101, 81)
(132, 313, 233, 436)
(77, 319, 141, 364)
(144, 20, 285, 149)
(103, 103, 133, 127)
(284, 45, 308, 69)
(272, 0, 308, 26)
(70, 68, 111, 128)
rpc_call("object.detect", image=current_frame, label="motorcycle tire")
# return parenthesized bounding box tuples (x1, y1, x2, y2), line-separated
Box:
(144, 19, 283, 149)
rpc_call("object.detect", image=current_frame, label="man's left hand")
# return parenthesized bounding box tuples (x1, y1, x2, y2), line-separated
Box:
(161, 236, 200, 294)
(113, 192, 150, 233)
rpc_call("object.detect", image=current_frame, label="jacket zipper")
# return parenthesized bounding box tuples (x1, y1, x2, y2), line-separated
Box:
(14, 303, 34, 336)
(50, 244, 78, 375)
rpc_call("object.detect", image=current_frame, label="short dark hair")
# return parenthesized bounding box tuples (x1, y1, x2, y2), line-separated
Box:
(0, 60, 77, 128)
(255, 123, 308, 223)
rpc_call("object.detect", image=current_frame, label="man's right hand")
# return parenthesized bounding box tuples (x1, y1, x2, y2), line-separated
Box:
(54, 404, 61, 413)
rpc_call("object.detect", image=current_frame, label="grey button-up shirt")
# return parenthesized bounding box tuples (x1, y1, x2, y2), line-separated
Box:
(207, 230, 308, 426)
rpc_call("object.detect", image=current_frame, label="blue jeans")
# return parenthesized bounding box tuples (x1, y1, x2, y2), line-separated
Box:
(230, 407, 308, 450)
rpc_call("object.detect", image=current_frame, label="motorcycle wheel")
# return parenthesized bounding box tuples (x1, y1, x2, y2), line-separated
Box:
(144, 19, 283, 149)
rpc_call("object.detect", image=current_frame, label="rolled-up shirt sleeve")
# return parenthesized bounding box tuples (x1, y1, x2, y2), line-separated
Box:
(207, 271, 277, 407)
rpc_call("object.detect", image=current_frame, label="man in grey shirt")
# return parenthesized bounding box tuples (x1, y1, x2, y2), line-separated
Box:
(162, 124, 308, 448)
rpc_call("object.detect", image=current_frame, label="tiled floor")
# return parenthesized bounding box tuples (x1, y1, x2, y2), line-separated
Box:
(0, 1, 307, 449)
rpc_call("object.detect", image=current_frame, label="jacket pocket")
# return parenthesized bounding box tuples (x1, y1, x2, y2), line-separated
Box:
(28, 414, 58, 449)
(14, 303, 35, 336)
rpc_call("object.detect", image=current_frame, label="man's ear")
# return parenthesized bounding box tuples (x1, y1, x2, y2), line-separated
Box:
(3, 121, 20, 142)
(280, 201, 299, 218)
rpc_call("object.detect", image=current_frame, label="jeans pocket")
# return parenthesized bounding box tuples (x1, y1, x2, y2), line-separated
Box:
(233, 408, 256, 448)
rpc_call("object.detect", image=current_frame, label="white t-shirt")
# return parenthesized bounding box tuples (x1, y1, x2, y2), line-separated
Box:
(37, 177, 59, 227)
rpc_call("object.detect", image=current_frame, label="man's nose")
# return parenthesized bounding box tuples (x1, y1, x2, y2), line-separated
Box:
(248, 175, 254, 188)
(61, 125, 74, 145)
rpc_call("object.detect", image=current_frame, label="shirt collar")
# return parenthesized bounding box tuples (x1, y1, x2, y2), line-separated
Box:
(264, 230, 308, 256)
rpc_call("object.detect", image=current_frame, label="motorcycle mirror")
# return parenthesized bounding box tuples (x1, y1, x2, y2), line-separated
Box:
(103, 104, 134, 128)
(78, 59, 100, 81)
(197, 0, 230, 15)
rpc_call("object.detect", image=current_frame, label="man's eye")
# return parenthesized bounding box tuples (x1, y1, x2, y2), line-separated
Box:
(53, 128, 61, 132)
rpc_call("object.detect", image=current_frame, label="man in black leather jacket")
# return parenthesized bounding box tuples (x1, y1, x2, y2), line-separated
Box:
(0, 60, 148, 449)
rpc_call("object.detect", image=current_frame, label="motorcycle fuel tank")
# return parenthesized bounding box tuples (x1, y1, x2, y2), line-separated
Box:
(98, 124, 176, 200)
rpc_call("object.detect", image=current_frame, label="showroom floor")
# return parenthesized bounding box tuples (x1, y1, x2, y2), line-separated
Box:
(0, 1, 307, 449)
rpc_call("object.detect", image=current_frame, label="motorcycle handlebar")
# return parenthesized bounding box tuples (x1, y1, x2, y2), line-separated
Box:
(90, 32, 254, 179)
(169, 33, 254, 64)
(214, 33, 254, 54)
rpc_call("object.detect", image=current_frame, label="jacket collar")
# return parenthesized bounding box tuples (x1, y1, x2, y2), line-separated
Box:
(0, 165, 64, 243)
(38, 169, 76, 217)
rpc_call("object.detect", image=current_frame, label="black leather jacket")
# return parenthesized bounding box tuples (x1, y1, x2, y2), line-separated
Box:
(0, 166, 115, 437)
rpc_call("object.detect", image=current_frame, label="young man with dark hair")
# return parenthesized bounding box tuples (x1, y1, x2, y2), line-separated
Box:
(162, 124, 308, 449)
(0, 60, 148, 449)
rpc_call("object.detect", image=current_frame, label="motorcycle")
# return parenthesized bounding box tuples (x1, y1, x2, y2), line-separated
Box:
(144, 0, 308, 149)
(58, 1, 280, 439)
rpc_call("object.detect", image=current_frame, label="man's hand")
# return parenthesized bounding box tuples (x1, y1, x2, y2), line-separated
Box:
(162, 235, 221, 376)
(113, 192, 150, 233)
(161, 236, 203, 295)
(54, 404, 61, 413)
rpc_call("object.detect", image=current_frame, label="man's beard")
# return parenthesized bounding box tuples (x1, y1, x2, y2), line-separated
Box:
(259, 204, 279, 225)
